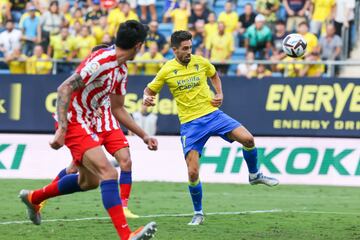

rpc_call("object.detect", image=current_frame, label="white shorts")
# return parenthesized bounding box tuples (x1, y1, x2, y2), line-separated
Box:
(138, 0, 155, 6)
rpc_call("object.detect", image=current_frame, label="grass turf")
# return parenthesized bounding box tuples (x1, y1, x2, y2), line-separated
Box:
(0, 179, 359, 240)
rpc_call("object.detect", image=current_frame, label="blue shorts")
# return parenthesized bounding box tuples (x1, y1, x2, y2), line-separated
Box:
(180, 110, 241, 157)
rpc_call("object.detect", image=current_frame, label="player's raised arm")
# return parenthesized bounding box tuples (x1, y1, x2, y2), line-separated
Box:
(209, 72, 224, 107)
(50, 73, 85, 149)
(110, 94, 158, 151)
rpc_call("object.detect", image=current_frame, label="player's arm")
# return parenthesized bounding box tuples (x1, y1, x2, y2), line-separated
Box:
(209, 72, 223, 107)
(143, 87, 157, 106)
(110, 94, 158, 151)
(50, 73, 85, 149)
(143, 67, 166, 106)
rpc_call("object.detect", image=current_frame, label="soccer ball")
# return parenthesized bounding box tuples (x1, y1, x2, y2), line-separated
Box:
(282, 34, 307, 58)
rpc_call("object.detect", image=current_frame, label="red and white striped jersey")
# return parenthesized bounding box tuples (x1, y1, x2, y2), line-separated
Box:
(91, 96, 121, 133)
(65, 45, 127, 133)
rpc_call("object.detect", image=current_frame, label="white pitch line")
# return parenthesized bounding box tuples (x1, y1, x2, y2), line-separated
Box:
(0, 209, 281, 225)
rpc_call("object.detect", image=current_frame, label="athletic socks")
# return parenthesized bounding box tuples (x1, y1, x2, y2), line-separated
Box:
(51, 168, 68, 183)
(188, 179, 203, 213)
(119, 171, 132, 208)
(31, 174, 82, 205)
(242, 146, 259, 174)
(100, 179, 131, 239)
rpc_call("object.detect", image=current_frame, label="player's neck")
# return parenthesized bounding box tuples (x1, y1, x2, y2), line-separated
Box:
(175, 57, 189, 67)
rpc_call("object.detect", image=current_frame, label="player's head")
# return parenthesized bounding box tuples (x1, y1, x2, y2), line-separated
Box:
(115, 20, 148, 60)
(171, 31, 192, 65)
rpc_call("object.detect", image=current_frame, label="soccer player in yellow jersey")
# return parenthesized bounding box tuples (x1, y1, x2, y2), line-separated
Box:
(143, 31, 279, 225)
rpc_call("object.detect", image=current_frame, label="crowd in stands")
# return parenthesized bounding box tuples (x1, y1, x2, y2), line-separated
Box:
(0, 0, 356, 76)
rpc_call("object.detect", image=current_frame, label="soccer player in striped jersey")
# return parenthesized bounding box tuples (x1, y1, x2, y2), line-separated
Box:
(19, 21, 158, 240)
(143, 31, 279, 225)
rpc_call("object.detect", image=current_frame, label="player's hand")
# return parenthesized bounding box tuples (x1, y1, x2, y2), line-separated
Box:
(143, 135, 158, 151)
(50, 128, 66, 150)
(211, 93, 223, 107)
(143, 94, 156, 107)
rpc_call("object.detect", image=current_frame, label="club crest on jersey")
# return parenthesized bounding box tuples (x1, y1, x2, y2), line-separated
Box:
(173, 70, 178, 75)
(194, 64, 199, 71)
(91, 133, 99, 142)
(84, 62, 100, 75)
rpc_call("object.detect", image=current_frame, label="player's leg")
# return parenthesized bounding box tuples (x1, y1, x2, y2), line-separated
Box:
(82, 146, 157, 239)
(114, 148, 139, 218)
(227, 126, 279, 186)
(51, 161, 78, 183)
(185, 150, 205, 226)
(101, 129, 139, 218)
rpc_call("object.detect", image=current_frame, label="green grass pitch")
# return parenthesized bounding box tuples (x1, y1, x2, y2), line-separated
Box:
(1, 179, 359, 240)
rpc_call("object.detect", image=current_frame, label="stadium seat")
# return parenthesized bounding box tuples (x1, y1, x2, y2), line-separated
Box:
(227, 47, 246, 75)
(158, 23, 173, 38)
(237, 0, 256, 7)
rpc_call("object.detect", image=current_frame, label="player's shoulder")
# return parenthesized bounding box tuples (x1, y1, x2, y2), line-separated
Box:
(87, 45, 117, 66)
(192, 55, 211, 66)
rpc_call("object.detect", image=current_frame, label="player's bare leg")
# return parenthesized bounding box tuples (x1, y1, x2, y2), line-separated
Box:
(228, 126, 279, 186)
(114, 147, 139, 218)
(82, 146, 156, 240)
(186, 150, 205, 226)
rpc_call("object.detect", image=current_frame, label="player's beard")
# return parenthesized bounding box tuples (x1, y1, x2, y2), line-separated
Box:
(182, 54, 191, 64)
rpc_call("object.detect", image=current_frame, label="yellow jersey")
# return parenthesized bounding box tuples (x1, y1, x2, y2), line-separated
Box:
(107, 8, 139, 36)
(303, 32, 318, 54)
(49, 35, 76, 59)
(206, 32, 234, 61)
(26, 54, 53, 74)
(218, 11, 238, 34)
(92, 25, 108, 44)
(75, 35, 97, 59)
(311, 0, 335, 22)
(147, 55, 218, 124)
(8, 55, 27, 74)
(137, 52, 164, 75)
(277, 56, 304, 77)
(204, 22, 218, 46)
(170, 8, 189, 31)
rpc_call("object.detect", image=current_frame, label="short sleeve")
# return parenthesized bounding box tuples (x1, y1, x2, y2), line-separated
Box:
(202, 57, 216, 77)
(147, 66, 167, 93)
(75, 51, 109, 85)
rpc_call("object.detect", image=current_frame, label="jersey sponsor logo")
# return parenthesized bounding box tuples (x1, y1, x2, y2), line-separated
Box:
(173, 70, 178, 75)
(194, 64, 199, 71)
(83, 62, 100, 76)
(177, 76, 201, 91)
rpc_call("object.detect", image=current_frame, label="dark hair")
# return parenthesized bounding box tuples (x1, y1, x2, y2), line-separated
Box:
(298, 21, 309, 28)
(115, 20, 148, 49)
(170, 31, 192, 48)
(92, 44, 109, 52)
(276, 20, 286, 26)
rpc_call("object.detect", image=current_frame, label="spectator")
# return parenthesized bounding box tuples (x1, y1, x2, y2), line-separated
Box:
(107, 1, 139, 36)
(91, 16, 109, 44)
(0, 20, 22, 58)
(238, 3, 256, 47)
(163, 0, 179, 22)
(5, 47, 27, 74)
(319, 24, 342, 60)
(85, 0, 105, 23)
(26, 44, 53, 74)
(283, 0, 310, 32)
(255, 0, 280, 27)
(6, 0, 27, 23)
(61, 1, 71, 24)
(248, 64, 272, 79)
(301, 52, 324, 77)
(0, 0, 7, 29)
(101, 33, 115, 45)
(297, 21, 318, 55)
(145, 20, 169, 55)
(276, 56, 304, 77)
(164, 0, 191, 31)
(244, 14, 272, 59)
(236, 51, 257, 77)
(218, 1, 238, 34)
(138, 0, 157, 23)
(34, 0, 51, 13)
(206, 21, 234, 75)
(75, 25, 96, 59)
(310, 0, 336, 36)
(68, 8, 84, 27)
(131, 105, 158, 136)
(48, 27, 76, 73)
(20, 6, 40, 56)
(334, 0, 355, 55)
(189, 2, 209, 28)
(136, 43, 164, 75)
(18, 2, 41, 26)
(38, 0, 63, 51)
(195, 46, 205, 57)
(271, 20, 288, 61)
(191, 21, 205, 53)
(204, 12, 217, 47)
(70, 20, 82, 37)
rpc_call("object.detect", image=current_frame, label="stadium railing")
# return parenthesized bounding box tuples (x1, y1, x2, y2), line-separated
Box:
(0, 58, 359, 77)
